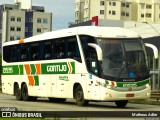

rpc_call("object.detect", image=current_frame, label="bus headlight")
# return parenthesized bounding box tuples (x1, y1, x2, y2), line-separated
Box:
(145, 84, 150, 88)
(96, 81, 106, 87)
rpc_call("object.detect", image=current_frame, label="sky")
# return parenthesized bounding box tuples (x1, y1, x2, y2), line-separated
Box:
(0, 0, 75, 30)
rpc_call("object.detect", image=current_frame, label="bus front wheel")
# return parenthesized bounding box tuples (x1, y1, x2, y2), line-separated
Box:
(115, 100, 128, 108)
(75, 85, 88, 106)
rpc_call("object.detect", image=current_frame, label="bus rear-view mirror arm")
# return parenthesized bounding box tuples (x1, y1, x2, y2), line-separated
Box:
(145, 43, 158, 59)
(88, 43, 103, 61)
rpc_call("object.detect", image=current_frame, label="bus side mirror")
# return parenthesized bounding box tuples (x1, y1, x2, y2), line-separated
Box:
(145, 43, 158, 59)
(88, 43, 103, 61)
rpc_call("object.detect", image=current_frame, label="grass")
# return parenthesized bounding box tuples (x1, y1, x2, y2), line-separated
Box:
(129, 99, 160, 105)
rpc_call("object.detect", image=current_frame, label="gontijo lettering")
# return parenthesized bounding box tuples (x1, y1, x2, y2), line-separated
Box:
(47, 65, 67, 72)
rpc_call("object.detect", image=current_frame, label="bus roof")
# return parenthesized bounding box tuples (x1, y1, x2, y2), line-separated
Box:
(3, 26, 140, 46)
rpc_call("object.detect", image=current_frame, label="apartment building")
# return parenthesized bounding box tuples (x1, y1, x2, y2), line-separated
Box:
(0, 0, 52, 46)
(75, 0, 160, 23)
(75, 0, 85, 23)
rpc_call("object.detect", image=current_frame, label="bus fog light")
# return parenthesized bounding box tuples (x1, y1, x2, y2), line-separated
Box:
(146, 92, 150, 96)
(106, 93, 112, 98)
(146, 84, 150, 88)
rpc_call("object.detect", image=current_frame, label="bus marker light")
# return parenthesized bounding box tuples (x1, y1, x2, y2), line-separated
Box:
(106, 93, 112, 98)
(107, 86, 111, 89)
(126, 94, 134, 97)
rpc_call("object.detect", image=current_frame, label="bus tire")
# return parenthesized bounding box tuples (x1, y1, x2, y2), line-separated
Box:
(49, 98, 66, 103)
(115, 100, 128, 108)
(75, 85, 88, 106)
(21, 84, 30, 101)
(14, 84, 22, 101)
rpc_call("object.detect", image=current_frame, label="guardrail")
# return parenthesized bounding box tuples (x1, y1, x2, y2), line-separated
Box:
(151, 91, 160, 101)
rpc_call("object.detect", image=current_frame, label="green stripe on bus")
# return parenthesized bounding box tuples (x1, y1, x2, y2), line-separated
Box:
(105, 79, 150, 87)
(19, 65, 24, 75)
(34, 76, 39, 86)
(70, 62, 75, 74)
(30, 64, 36, 75)
(2, 65, 23, 75)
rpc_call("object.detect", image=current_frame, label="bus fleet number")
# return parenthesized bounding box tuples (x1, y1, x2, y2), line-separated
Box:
(3, 67, 13, 74)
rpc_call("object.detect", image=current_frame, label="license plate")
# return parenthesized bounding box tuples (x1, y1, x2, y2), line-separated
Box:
(126, 94, 134, 97)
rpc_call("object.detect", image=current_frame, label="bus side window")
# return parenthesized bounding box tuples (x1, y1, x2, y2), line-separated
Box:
(54, 39, 65, 59)
(30, 43, 39, 61)
(11, 46, 19, 62)
(20, 44, 27, 61)
(67, 37, 82, 62)
(3, 46, 11, 62)
(44, 41, 52, 59)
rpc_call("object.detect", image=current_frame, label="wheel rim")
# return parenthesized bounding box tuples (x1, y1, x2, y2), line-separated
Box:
(77, 91, 83, 101)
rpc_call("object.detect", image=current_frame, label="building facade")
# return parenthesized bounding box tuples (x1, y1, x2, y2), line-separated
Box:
(75, 0, 160, 23)
(0, 1, 52, 47)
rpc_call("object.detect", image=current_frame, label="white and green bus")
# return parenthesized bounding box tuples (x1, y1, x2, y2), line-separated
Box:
(2, 26, 157, 107)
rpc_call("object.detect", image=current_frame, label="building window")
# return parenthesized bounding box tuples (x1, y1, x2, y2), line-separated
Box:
(43, 28, 48, 33)
(109, 11, 111, 14)
(159, 14, 160, 18)
(10, 27, 15, 31)
(100, 1, 104, 6)
(112, 11, 116, 15)
(100, 10, 104, 15)
(17, 36, 21, 40)
(141, 4, 145, 9)
(146, 4, 152, 9)
(11, 17, 15, 21)
(109, 2, 111, 5)
(126, 3, 129, 8)
(122, 3, 125, 7)
(43, 18, 48, 24)
(37, 18, 42, 23)
(146, 13, 151, 17)
(37, 28, 41, 33)
(126, 12, 129, 17)
(10, 36, 14, 41)
(141, 14, 144, 18)
(17, 27, 21, 31)
(17, 17, 21, 22)
(112, 2, 116, 6)
(29, 18, 33, 22)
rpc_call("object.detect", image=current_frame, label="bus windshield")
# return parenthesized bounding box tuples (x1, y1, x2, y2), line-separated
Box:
(97, 38, 149, 82)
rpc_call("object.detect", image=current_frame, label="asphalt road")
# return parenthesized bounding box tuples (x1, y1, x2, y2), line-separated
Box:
(0, 93, 160, 120)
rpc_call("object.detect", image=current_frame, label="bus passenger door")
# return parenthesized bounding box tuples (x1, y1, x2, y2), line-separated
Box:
(86, 47, 101, 100)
